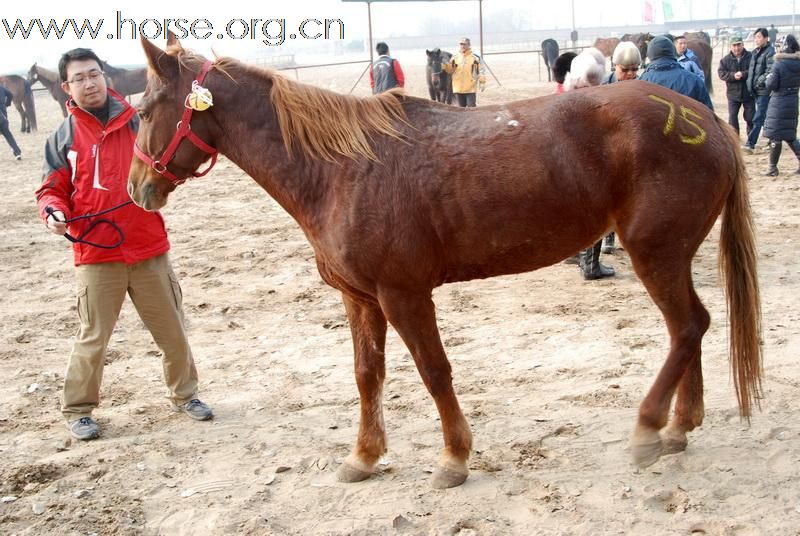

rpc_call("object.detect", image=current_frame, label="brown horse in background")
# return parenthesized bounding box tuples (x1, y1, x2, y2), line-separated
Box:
(593, 37, 620, 58)
(0, 74, 36, 132)
(101, 62, 147, 98)
(27, 64, 68, 117)
(129, 35, 763, 489)
(685, 38, 714, 93)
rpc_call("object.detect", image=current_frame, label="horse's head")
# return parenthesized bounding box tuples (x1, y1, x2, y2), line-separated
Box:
(128, 32, 220, 211)
(27, 63, 38, 85)
(426, 49, 448, 90)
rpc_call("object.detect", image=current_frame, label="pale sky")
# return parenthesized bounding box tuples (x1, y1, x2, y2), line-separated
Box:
(0, 0, 795, 73)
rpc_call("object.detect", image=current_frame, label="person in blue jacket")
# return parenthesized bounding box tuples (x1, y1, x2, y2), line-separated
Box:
(640, 35, 714, 110)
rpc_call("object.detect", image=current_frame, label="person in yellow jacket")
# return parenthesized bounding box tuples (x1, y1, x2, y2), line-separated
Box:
(442, 37, 486, 107)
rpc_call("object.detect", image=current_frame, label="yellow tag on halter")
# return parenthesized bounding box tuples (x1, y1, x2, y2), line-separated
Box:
(186, 81, 213, 111)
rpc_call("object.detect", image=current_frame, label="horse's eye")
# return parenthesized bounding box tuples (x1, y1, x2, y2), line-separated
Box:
(138, 109, 150, 121)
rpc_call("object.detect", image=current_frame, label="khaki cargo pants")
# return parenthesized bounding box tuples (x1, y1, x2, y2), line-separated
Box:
(62, 253, 199, 420)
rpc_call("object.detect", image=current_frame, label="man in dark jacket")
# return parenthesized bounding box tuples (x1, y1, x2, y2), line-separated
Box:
(0, 84, 22, 160)
(718, 35, 754, 135)
(640, 35, 714, 109)
(35, 48, 213, 441)
(369, 42, 405, 94)
(743, 28, 776, 152)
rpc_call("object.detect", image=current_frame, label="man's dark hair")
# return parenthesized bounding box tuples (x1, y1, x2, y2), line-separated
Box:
(376, 42, 389, 55)
(58, 48, 103, 81)
(754, 28, 769, 39)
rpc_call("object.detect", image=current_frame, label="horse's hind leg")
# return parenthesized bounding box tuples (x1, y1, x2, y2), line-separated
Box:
(624, 247, 710, 467)
(661, 351, 704, 454)
(378, 289, 472, 488)
(336, 294, 389, 483)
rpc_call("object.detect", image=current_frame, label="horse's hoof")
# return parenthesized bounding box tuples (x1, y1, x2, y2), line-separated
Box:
(336, 460, 373, 483)
(631, 437, 664, 468)
(660, 427, 689, 454)
(431, 464, 468, 489)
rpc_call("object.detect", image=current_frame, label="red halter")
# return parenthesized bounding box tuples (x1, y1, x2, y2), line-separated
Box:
(133, 60, 218, 185)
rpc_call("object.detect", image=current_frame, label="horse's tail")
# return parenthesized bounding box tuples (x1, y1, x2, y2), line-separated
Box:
(718, 117, 762, 418)
(23, 79, 37, 131)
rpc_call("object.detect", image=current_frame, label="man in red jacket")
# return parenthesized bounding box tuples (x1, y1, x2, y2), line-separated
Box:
(35, 48, 213, 441)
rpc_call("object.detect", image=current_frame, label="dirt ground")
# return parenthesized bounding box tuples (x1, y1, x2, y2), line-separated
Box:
(1, 51, 799, 536)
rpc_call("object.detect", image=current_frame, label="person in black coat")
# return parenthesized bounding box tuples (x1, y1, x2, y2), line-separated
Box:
(718, 36, 754, 136)
(763, 34, 800, 176)
(0, 85, 22, 160)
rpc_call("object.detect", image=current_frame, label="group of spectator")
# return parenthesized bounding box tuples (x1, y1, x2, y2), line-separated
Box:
(720, 26, 800, 176)
(371, 38, 485, 107)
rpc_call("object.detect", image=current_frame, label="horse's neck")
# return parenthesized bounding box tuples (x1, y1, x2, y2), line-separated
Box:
(37, 69, 58, 88)
(213, 93, 333, 234)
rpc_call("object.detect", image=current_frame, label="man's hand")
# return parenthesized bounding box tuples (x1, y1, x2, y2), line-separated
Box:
(46, 210, 67, 235)
(734, 71, 743, 80)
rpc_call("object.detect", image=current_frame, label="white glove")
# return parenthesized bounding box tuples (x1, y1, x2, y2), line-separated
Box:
(46, 210, 67, 235)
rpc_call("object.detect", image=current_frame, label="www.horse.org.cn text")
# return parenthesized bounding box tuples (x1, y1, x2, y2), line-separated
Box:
(1, 11, 346, 46)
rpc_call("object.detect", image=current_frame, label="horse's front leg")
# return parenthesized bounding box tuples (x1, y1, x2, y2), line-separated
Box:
(336, 294, 389, 483)
(378, 289, 472, 489)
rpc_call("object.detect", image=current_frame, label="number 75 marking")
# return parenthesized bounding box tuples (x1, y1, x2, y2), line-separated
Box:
(648, 94, 707, 145)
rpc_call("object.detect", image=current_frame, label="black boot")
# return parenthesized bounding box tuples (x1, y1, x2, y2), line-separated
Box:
(788, 139, 800, 174)
(765, 140, 781, 176)
(601, 232, 616, 254)
(580, 240, 615, 280)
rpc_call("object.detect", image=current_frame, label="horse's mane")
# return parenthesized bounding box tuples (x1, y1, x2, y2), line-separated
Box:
(170, 48, 408, 162)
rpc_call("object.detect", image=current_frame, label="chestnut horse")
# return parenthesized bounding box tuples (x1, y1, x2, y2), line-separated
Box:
(27, 64, 68, 117)
(129, 36, 763, 489)
(0, 74, 36, 132)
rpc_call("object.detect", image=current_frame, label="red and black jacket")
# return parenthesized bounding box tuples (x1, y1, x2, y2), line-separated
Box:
(36, 90, 170, 266)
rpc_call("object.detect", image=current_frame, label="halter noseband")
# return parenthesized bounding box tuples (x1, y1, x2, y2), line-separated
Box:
(133, 60, 218, 185)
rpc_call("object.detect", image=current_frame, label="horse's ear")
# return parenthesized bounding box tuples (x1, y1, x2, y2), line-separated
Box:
(166, 30, 181, 49)
(140, 34, 177, 81)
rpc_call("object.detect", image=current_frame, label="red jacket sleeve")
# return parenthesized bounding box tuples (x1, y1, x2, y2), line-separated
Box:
(35, 126, 74, 221)
(369, 64, 375, 89)
(393, 60, 405, 87)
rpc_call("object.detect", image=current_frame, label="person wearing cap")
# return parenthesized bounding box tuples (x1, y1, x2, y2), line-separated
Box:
(639, 35, 713, 109)
(603, 41, 641, 84)
(742, 28, 776, 153)
(581, 40, 644, 263)
(558, 48, 617, 280)
(762, 34, 800, 176)
(718, 35, 754, 136)
(441, 37, 485, 107)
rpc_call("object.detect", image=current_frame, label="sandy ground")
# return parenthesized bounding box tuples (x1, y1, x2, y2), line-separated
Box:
(1, 51, 799, 536)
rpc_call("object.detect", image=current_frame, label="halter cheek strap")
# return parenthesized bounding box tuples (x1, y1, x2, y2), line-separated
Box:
(133, 60, 218, 185)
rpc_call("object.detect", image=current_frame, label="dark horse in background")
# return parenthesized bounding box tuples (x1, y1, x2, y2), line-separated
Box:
(541, 39, 560, 82)
(101, 62, 147, 98)
(28, 64, 69, 117)
(130, 34, 763, 490)
(0, 75, 36, 132)
(425, 48, 453, 104)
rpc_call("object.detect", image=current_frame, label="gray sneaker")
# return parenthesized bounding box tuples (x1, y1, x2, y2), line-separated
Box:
(67, 417, 100, 440)
(172, 398, 213, 421)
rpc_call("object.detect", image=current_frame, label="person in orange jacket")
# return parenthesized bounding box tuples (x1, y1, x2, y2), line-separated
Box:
(442, 37, 486, 107)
